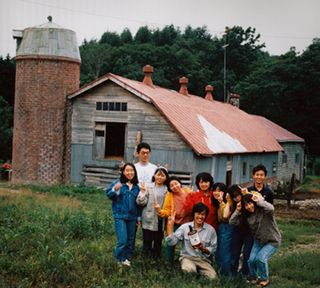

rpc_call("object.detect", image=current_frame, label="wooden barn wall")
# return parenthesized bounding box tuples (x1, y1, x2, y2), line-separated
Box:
(210, 152, 278, 186)
(277, 142, 304, 183)
(234, 152, 278, 187)
(70, 82, 193, 184)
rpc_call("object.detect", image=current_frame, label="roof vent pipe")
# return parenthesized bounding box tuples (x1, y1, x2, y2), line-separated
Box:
(228, 93, 240, 108)
(204, 85, 214, 101)
(142, 65, 154, 88)
(179, 77, 189, 96)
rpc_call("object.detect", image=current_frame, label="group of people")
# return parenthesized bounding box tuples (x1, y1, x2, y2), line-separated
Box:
(106, 142, 281, 287)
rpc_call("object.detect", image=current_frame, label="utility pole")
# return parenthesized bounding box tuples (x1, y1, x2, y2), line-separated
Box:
(222, 27, 230, 103)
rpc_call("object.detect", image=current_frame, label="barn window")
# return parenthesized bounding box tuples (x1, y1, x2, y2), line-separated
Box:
(242, 162, 246, 177)
(93, 122, 126, 160)
(282, 154, 287, 164)
(96, 102, 128, 111)
(96, 102, 102, 110)
(249, 165, 253, 180)
(295, 153, 300, 164)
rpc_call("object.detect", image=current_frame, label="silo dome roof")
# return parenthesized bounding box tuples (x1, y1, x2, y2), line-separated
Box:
(15, 16, 81, 61)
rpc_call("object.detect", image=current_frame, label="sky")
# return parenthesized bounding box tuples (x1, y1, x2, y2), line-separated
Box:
(1, 0, 319, 58)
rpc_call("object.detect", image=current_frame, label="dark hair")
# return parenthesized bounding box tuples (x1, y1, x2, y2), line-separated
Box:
(241, 193, 258, 217)
(227, 184, 243, 212)
(211, 182, 228, 208)
(152, 167, 169, 186)
(195, 172, 214, 190)
(252, 164, 267, 176)
(192, 202, 210, 220)
(137, 142, 151, 153)
(166, 176, 182, 192)
(227, 184, 242, 200)
(120, 163, 139, 185)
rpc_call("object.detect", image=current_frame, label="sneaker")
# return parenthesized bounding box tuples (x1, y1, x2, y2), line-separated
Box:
(122, 259, 131, 266)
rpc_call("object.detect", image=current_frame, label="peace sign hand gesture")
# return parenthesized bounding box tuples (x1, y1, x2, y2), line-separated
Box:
(154, 200, 161, 213)
(168, 211, 176, 226)
(140, 182, 146, 193)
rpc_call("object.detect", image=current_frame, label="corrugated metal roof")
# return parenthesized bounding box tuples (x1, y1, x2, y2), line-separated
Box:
(68, 73, 284, 155)
(253, 115, 304, 143)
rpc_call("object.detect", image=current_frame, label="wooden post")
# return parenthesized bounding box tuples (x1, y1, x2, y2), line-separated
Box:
(132, 131, 141, 164)
(287, 173, 295, 211)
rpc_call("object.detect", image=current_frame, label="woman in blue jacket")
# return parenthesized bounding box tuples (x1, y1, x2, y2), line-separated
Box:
(106, 163, 141, 266)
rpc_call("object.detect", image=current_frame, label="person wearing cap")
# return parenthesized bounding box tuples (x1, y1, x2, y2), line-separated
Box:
(166, 202, 218, 279)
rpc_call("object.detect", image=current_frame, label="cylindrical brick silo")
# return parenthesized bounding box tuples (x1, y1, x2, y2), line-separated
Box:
(12, 16, 81, 185)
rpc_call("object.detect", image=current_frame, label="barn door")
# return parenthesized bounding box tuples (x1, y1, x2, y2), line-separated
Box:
(93, 123, 106, 159)
(225, 155, 233, 186)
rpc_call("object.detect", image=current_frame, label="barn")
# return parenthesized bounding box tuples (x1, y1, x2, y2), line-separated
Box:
(253, 115, 305, 183)
(67, 66, 284, 188)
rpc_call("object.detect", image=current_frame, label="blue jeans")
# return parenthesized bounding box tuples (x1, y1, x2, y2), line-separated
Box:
(230, 226, 254, 277)
(248, 241, 279, 281)
(215, 223, 233, 276)
(114, 218, 136, 262)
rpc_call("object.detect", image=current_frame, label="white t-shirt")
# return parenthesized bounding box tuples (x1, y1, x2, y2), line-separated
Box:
(134, 162, 157, 184)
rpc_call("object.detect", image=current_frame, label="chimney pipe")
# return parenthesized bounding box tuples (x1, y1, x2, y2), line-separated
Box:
(228, 93, 240, 108)
(142, 65, 154, 88)
(205, 85, 214, 101)
(179, 77, 189, 96)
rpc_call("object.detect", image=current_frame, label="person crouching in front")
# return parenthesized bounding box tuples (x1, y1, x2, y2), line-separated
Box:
(166, 202, 217, 279)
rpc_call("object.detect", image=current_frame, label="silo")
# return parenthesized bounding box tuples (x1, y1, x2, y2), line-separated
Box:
(12, 16, 81, 184)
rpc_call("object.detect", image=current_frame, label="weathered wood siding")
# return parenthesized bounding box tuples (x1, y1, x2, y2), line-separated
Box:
(70, 81, 192, 185)
(277, 142, 304, 183)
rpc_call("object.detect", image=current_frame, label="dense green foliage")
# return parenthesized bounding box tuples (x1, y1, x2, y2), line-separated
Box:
(80, 25, 266, 101)
(0, 55, 15, 163)
(0, 184, 319, 287)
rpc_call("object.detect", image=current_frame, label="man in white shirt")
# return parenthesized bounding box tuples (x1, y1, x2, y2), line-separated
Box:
(134, 142, 157, 184)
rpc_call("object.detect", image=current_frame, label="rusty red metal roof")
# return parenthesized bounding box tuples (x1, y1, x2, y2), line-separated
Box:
(252, 115, 304, 143)
(68, 73, 284, 155)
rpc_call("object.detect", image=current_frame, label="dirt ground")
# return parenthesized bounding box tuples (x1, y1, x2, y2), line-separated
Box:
(274, 192, 320, 221)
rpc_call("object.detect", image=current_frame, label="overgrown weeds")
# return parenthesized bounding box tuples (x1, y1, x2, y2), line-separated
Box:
(0, 183, 319, 287)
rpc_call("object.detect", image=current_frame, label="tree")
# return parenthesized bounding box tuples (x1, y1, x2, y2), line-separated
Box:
(0, 55, 15, 107)
(79, 40, 112, 85)
(234, 41, 320, 156)
(99, 31, 122, 47)
(134, 26, 153, 44)
(120, 28, 133, 44)
(0, 96, 13, 162)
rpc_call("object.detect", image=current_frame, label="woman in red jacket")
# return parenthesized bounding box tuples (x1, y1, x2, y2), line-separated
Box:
(183, 172, 218, 231)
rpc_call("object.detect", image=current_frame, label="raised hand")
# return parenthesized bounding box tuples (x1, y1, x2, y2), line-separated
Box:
(168, 211, 176, 226)
(121, 161, 125, 168)
(236, 201, 242, 212)
(239, 185, 248, 194)
(115, 182, 122, 191)
(188, 185, 194, 193)
(154, 200, 161, 213)
(252, 195, 260, 202)
(217, 192, 223, 203)
(140, 182, 146, 192)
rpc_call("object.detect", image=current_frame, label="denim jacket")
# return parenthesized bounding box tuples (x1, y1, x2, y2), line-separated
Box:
(106, 179, 141, 222)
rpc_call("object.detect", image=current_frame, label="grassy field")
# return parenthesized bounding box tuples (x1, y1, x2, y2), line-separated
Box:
(0, 183, 320, 287)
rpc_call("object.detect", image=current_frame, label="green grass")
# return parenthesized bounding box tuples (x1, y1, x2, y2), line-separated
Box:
(0, 183, 320, 287)
(297, 175, 320, 193)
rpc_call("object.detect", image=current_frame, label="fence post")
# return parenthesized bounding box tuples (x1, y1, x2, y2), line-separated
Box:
(287, 173, 295, 210)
